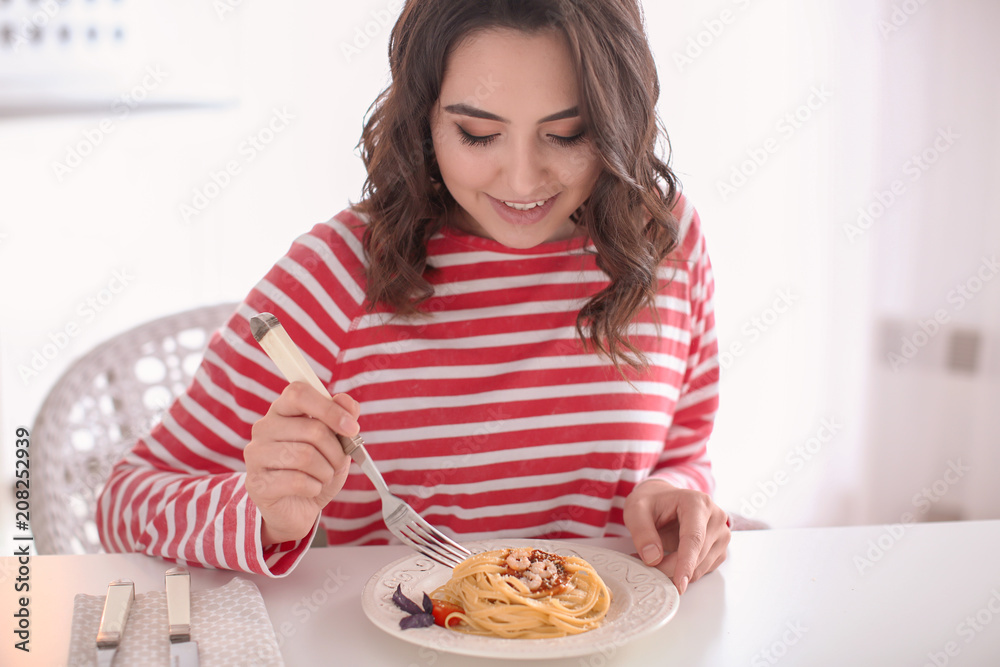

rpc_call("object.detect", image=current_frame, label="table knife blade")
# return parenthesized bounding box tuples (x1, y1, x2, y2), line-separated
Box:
(165, 567, 200, 667)
(96, 579, 134, 667)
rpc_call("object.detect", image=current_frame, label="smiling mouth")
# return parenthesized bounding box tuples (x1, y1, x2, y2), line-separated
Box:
(500, 198, 552, 211)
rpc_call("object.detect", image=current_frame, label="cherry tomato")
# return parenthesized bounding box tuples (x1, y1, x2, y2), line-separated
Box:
(431, 599, 463, 628)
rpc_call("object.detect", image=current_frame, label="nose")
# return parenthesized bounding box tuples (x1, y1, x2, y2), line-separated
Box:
(504, 137, 549, 197)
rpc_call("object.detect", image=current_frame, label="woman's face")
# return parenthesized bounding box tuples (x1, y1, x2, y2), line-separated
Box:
(429, 29, 603, 248)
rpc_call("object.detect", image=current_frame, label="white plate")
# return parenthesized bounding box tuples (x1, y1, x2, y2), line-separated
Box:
(361, 538, 680, 660)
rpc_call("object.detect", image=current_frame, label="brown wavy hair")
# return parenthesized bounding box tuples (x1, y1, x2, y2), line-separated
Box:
(355, 0, 680, 375)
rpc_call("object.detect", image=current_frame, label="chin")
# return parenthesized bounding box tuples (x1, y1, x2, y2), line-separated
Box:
(499, 235, 546, 249)
(504, 223, 571, 248)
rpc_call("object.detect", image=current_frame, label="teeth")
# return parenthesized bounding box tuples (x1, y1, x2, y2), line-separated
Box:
(503, 199, 548, 211)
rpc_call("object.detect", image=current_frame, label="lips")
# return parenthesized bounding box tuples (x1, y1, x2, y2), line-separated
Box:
(487, 193, 560, 225)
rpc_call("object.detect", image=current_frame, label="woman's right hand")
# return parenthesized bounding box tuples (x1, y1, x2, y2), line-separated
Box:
(244, 382, 360, 546)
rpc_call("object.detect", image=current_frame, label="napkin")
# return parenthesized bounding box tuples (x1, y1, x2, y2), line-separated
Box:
(67, 577, 284, 666)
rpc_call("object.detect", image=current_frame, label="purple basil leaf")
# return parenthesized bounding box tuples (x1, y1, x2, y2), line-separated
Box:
(422, 593, 433, 615)
(392, 585, 423, 615)
(399, 612, 435, 630)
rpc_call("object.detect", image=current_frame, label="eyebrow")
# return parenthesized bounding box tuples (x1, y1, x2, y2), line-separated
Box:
(443, 103, 579, 124)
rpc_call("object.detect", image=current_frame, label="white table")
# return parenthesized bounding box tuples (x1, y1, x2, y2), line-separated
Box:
(2, 520, 998, 666)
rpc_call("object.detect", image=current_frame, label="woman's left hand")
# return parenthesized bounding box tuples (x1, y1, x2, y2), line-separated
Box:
(623, 479, 731, 594)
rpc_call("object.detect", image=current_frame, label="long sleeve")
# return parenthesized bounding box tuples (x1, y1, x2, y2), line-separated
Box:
(647, 200, 719, 494)
(96, 212, 367, 574)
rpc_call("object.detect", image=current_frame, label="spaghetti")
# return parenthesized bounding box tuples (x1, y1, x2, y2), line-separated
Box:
(430, 547, 612, 639)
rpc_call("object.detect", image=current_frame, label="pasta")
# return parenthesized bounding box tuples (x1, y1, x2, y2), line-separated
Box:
(430, 547, 612, 639)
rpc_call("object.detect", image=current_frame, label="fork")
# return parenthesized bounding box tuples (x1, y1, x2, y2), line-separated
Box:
(336, 431, 471, 568)
(250, 312, 472, 569)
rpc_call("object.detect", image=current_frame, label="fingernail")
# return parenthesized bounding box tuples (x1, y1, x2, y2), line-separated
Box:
(641, 544, 660, 565)
(678, 576, 689, 595)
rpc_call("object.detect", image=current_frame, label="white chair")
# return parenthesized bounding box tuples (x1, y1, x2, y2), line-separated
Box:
(31, 302, 237, 554)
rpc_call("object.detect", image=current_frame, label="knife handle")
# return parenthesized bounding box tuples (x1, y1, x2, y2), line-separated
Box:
(165, 567, 192, 643)
(96, 580, 134, 648)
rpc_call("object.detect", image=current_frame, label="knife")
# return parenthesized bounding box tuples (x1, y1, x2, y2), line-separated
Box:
(165, 567, 200, 667)
(96, 579, 134, 667)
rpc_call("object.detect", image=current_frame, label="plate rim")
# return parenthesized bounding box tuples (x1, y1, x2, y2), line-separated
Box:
(360, 538, 680, 660)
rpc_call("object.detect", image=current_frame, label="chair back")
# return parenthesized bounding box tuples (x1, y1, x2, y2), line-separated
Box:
(31, 302, 237, 554)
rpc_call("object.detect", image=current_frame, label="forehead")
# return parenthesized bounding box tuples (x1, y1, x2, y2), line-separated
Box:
(439, 28, 579, 112)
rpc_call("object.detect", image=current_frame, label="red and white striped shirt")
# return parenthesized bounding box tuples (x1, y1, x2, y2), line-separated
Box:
(97, 193, 719, 576)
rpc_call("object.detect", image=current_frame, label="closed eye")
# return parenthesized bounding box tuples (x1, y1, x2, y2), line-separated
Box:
(457, 126, 588, 148)
(457, 126, 498, 147)
(549, 132, 587, 147)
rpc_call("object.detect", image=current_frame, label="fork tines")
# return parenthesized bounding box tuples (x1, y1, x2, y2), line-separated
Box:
(394, 517, 471, 569)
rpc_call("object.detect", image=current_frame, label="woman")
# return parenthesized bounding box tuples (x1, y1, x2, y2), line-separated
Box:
(98, 0, 730, 595)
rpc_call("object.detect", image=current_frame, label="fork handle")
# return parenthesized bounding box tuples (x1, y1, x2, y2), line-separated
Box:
(251, 312, 392, 494)
(251, 313, 334, 400)
(337, 434, 362, 458)
(337, 434, 392, 496)
(252, 313, 354, 454)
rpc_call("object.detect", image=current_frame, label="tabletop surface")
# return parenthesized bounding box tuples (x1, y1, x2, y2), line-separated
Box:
(2, 520, 998, 666)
